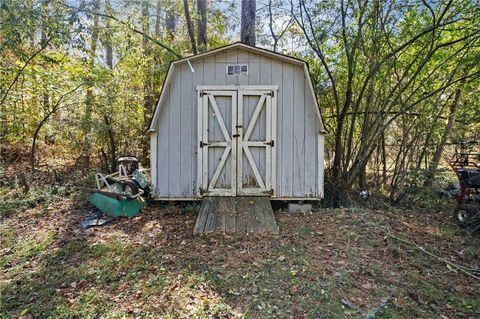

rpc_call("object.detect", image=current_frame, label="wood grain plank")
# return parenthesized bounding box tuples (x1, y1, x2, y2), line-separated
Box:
(180, 63, 194, 196)
(168, 71, 182, 196)
(194, 198, 210, 234)
(304, 73, 318, 197)
(281, 62, 294, 197)
(271, 59, 283, 195)
(293, 65, 305, 197)
(194, 197, 278, 234)
(157, 84, 170, 197)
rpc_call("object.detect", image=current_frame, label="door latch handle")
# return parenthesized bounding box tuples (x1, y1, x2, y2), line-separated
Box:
(264, 140, 274, 147)
(200, 141, 209, 148)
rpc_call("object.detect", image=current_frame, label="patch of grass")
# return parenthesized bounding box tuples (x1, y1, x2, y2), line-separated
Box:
(75, 288, 112, 318)
(299, 226, 314, 236)
(0, 185, 72, 218)
(439, 225, 457, 237)
(377, 266, 480, 318)
(0, 225, 15, 248)
(2, 197, 480, 318)
(0, 229, 54, 270)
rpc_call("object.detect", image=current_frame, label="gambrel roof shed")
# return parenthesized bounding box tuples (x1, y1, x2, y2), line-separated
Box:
(149, 42, 326, 200)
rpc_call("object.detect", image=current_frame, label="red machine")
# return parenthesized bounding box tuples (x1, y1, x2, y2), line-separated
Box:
(448, 141, 480, 228)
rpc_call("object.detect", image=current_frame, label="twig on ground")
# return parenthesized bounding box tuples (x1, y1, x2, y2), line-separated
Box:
(384, 227, 480, 280)
(356, 211, 480, 278)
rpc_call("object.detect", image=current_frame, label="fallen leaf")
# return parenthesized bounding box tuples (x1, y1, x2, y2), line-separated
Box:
(341, 297, 355, 308)
(289, 286, 299, 294)
(361, 282, 373, 290)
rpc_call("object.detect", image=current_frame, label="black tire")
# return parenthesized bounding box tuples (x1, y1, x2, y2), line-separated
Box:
(122, 180, 139, 196)
(453, 204, 479, 227)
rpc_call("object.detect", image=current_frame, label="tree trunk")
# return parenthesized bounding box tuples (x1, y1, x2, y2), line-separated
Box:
(103, 114, 116, 172)
(241, 0, 256, 46)
(155, 0, 161, 36)
(166, 0, 176, 41)
(104, 0, 116, 171)
(105, 0, 113, 69)
(83, 0, 100, 171)
(424, 83, 463, 186)
(141, 0, 153, 119)
(153, 0, 162, 96)
(142, 0, 153, 162)
(267, 0, 278, 51)
(31, 110, 54, 172)
(381, 132, 387, 183)
(196, 0, 207, 52)
(183, 0, 197, 54)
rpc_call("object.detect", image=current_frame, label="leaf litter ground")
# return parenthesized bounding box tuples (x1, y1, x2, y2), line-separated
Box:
(1, 198, 479, 318)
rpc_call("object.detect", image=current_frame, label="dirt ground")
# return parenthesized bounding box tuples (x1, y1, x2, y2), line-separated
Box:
(1, 196, 480, 318)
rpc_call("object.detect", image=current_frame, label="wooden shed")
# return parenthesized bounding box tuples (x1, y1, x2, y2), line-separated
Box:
(149, 42, 326, 201)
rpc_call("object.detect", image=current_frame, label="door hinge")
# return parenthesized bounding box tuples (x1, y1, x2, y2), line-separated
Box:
(236, 125, 243, 128)
(199, 91, 209, 97)
(200, 141, 209, 148)
(233, 134, 240, 138)
(264, 140, 274, 147)
(266, 91, 274, 97)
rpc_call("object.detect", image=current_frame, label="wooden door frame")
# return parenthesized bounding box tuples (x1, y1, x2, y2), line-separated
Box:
(237, 89, 276, 196)
(197, 89, 237, 196)
(197, 85, 278, 197)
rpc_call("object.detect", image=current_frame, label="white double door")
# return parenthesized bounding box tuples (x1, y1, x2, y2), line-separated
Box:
(198, 86, 276, 196)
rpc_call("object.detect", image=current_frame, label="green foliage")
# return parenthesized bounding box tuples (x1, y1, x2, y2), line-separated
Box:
(0, 0, 231, 169)
(296, 0, 479, 199)
(0, 184, 71, 218)
(0, 0, 478, 201)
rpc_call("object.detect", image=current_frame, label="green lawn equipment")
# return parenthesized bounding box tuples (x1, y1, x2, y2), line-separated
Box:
(82, 156, 150, 219)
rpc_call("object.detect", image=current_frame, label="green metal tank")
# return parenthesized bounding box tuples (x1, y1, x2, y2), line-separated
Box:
(88, 192, 146, 217)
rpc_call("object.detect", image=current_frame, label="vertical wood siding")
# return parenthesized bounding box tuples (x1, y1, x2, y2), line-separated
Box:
(152, 48, 324, 198)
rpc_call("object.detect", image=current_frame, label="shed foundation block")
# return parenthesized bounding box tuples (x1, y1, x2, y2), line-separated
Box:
(288, 203, 313, 213)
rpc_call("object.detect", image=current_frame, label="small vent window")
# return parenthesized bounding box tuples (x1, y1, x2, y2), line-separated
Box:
(226, 64, 248, 76)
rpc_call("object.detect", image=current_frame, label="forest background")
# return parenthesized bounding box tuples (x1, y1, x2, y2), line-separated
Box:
(1, 0, 479, 203)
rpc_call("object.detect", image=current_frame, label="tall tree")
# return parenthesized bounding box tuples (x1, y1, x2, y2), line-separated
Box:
(141, 0, 153, 118)
(241, 0, 256, 46)
(196, 0, 207, 52)
(83, 0, 100, 170)
(165, 0, 176, 41)
(293, 0, 480, 195)
(154, 0, 161, 37)
(183, 0, 197, 54)
(103, 0, 117, 171)
(267, 0, 291, 52)
(425, 78, 465, 186)
(141, 0, 154, 161)
(104, 0, 113, 69)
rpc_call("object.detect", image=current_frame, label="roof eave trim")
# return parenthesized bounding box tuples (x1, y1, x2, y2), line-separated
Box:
(302, 63, 327, 133)
(172, 42, 305, 66)
(149, 63, 176, 132)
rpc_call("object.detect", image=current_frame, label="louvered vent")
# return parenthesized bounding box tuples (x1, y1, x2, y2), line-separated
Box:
(226, 64, 248, 76)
